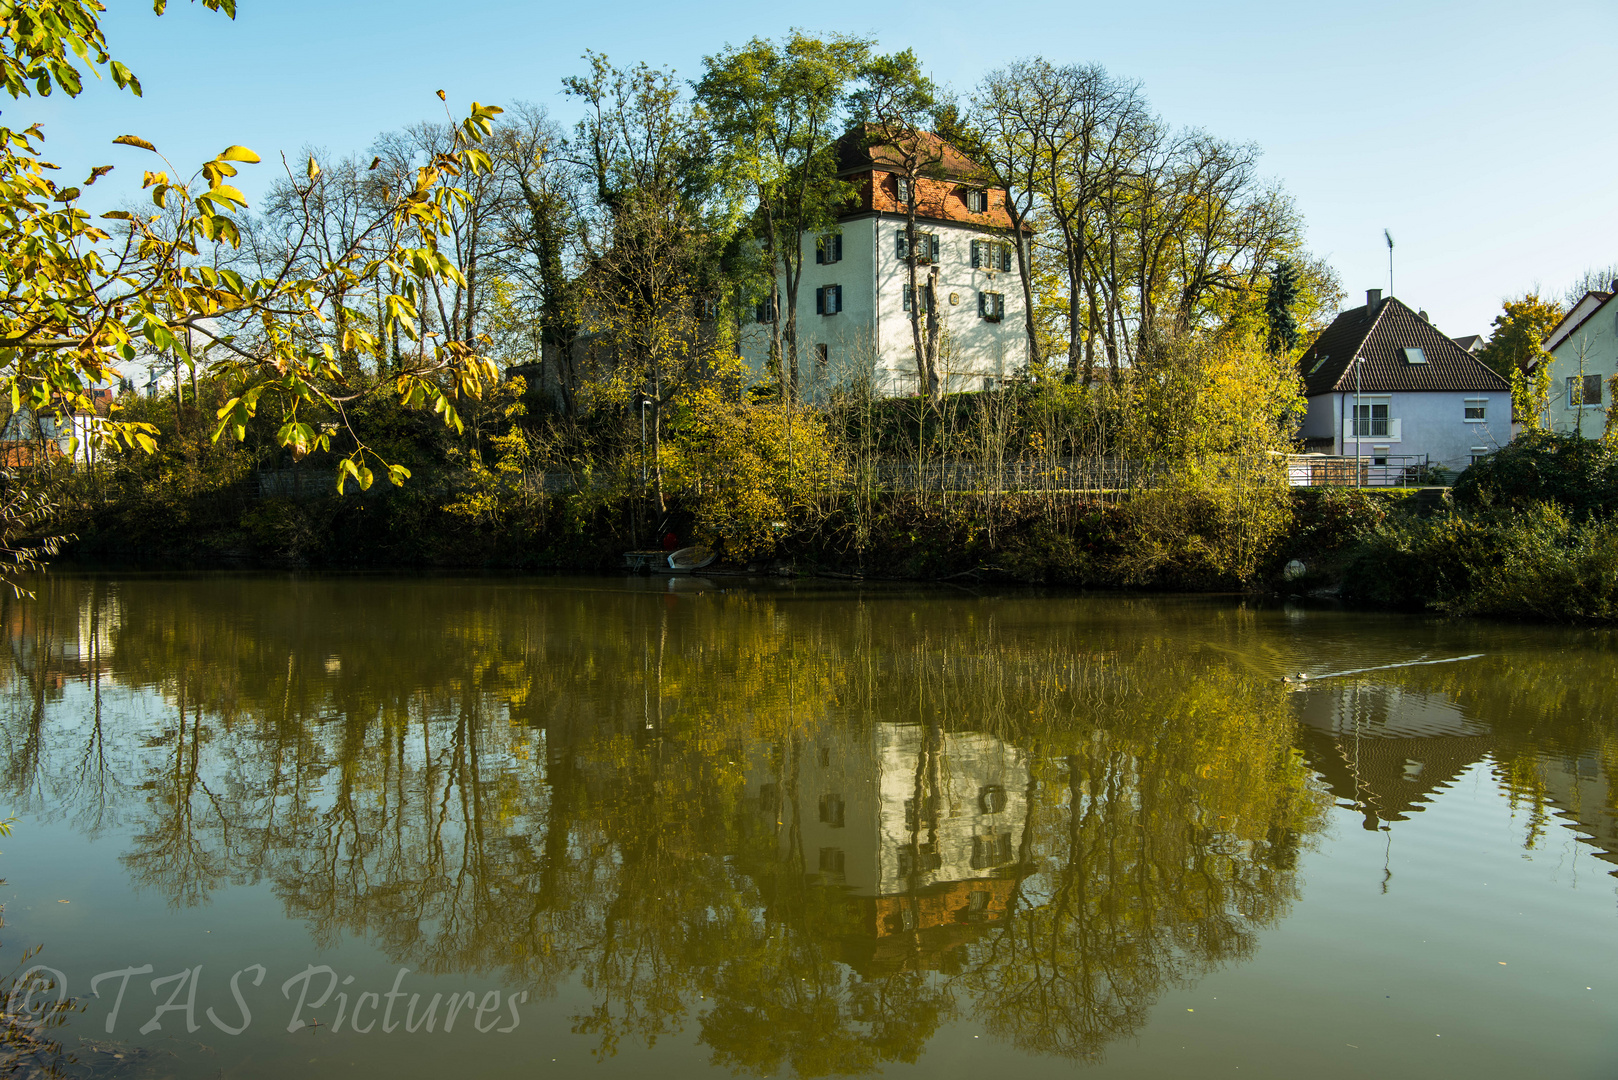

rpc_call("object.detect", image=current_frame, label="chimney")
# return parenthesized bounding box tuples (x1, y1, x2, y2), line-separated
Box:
(1366, 288, 1383, 314)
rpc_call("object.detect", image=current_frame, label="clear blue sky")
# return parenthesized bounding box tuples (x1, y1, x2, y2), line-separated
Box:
(21, 0, 1617, 338)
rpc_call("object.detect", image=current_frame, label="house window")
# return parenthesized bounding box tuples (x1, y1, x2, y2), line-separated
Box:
(1373, 446, 1389, 466)
(971, 239, 1013, 271)
(818, 793, 845, 828)
(898, 844, 943, 876)
(755, 298, 777, 323)
(904, 795, 939, 831)
(1352, 400, 1390, 437)
(817, 746, 831, 767)
(815, 284, 842, 315)
(896, 229, 939, 263)
(1464, 398, 1487, 421)
(902, 285, 932, 314)
(1403, 347, 1427, 364)
(1470, 446, 1489, 465)
(815, 233, 843, 264)
(970, 833, 1015, 870)
(979, 292, 1005, 322)
(818, 847, 845, 875)
(895, 176, 912, 205)
(978, 785, 1007, 814)
(963, 188, 988, 213)
(1570, 373, 1604, 406)
(815, 344, 828, 369)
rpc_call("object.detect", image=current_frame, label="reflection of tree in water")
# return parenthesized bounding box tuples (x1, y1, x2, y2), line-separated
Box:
(0, 578, 1334, 1074)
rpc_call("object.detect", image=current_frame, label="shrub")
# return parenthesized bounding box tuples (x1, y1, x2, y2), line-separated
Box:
(1113, 458, 1294, 587)
(1455, 505, 1618, 622)
(1338, 511, 1500, 610)
(1453, 430, 1618, 521)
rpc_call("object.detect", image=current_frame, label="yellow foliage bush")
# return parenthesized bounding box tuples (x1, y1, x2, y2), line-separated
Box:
(660, 357, 844, 558)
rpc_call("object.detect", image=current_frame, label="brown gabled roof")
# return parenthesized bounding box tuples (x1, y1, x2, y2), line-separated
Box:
(1299, 297, 1510, 396)
(833, 126, 1025, 231)
(834, 124, 991, 182)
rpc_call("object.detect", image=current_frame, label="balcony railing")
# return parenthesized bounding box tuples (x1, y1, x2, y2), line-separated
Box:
(1348, 417, 1401, 441)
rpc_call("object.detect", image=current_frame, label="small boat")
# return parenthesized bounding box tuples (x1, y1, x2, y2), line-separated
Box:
(667, 546, 717, 573)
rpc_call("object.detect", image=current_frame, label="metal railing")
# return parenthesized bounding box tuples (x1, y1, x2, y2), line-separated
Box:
(1285, 454, 1431, 488)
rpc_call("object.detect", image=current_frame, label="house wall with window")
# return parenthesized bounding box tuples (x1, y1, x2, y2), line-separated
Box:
(738, 216, 1027, 397)
(743, 718, 1029, 904)
(1314, 391, 1510, 470)
(1545, 292, 1617, 435)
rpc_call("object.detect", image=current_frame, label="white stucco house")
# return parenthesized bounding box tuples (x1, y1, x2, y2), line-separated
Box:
(1541, 282, 1616, 435)
(1296, 290, 1513, 473)
(739, 128, 1030, 397)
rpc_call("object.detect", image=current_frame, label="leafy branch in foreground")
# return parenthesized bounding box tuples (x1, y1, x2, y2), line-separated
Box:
(0, 0, 505, 571)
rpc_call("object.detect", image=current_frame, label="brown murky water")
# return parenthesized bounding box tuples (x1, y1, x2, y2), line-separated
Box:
(0, 573, 1613, 1078)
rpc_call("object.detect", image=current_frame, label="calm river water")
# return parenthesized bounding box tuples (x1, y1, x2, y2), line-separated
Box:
(0, 573, 1613, 1078)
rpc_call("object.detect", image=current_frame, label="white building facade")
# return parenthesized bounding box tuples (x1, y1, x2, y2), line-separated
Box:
(739, 131, 1030, 397)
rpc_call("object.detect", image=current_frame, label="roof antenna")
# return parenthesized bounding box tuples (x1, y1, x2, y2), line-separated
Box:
(1384, 229, 1395, 297)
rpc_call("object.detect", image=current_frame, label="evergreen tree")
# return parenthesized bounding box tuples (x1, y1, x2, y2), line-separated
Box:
(1264, 260, 1300, 355)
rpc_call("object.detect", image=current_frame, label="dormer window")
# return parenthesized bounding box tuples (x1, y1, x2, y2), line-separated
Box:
(1403, 347, 1427, 364)
(895, 176, 912, 205)
(963, 189, 988, 213)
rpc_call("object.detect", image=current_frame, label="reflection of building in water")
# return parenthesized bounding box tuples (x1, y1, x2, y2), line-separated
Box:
(1296, 681, 1494, 830)
(3, 589, 119, 688)
(750, 721, 1030, 973)
(1535, 752, 1618, 874)
(1295, 680, 1618, 874)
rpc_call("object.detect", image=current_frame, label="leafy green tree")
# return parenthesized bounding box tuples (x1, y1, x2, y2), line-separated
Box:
(697, 32, 870, 402)
(1477, 293, 1562, 379)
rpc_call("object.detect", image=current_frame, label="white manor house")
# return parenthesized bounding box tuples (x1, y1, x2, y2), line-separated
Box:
(740, 129, 1030, 397)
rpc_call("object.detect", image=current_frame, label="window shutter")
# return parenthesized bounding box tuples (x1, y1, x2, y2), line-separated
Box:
(816, 287, 825, 315)
(903, 287, 911, 313)
(896, 231, 907, 259)
(815, 239, 825, 265)
(833, 234, 842, 262)
(978, 292, 986, 316)
(930, 234, 940, 261)
(971, 240, 981, 269)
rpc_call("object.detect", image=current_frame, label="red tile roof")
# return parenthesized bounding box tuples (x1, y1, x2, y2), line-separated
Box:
(834, 125, 1024, 231)
(1299, 297, 1509, 396)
